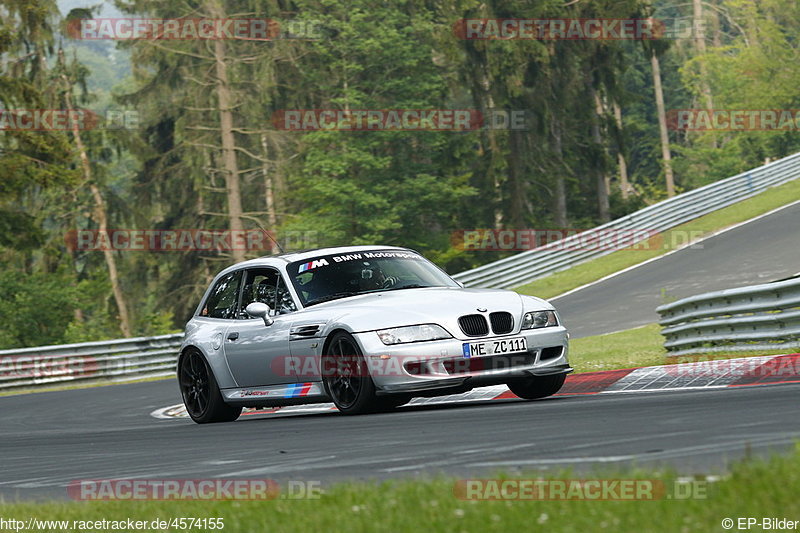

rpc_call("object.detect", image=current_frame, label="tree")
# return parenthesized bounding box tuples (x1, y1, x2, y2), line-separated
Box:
(0, 0, 79, 254)
(56, 48, 133, 337)
(651, 47, 675, 197)
(280, 0, 477, 263)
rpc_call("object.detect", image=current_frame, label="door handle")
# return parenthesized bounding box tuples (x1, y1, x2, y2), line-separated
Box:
(227, 332, 240, 341)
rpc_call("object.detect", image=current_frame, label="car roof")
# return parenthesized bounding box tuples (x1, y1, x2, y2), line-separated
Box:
(276, 245, 412, 262)
(217, 245, 415, 274)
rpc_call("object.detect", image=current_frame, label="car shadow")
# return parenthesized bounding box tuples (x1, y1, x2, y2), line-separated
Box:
(232, 394, 574, 422)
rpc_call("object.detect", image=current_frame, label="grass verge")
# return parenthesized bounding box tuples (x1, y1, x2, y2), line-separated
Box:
(567, 323, 792, 373)
(516, 178, 800, 300)
(0, 375, 172, 398)
(2, 444, 800, 532)
(569, 324, 668, 372)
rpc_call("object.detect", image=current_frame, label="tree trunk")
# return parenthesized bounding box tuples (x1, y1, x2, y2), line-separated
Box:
(550, 114, 568, 228)
(710, 0, 722, 48)
(613, 102, 631, 199)
(507, 132, 526, 228)
(61, 72, 133, 338)
(209, 0, 245, 263)
(477, 70, 503, 230)
(590, 88, 610, 222)
(651, 50, 675, 197)
(261, 134, 280, 254)
(693, 0, 714, 110)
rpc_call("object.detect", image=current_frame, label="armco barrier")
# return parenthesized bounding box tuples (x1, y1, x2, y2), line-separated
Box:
(656, 277, 800, 356)
(4, 152, 800, 389)
(0, 333, 183, 390)
(452, 152, 800, 289)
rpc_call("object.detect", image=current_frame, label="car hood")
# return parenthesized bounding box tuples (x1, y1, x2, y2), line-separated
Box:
(296, 287, 553, 339)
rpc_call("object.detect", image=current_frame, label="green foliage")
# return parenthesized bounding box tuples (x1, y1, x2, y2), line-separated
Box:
(0, 270, 79, 348)
(3, 0, 800, 347)
(280, 0, 479, 258)
(676, 0, 800, 183)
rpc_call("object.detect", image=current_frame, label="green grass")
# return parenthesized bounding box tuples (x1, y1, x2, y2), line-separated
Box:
(0, 375, 172, 398)
(569, 324, 669, 372)
(567, 323, 792, 373)
(3, 444, 800, 532)
(517, 177, 800, 300)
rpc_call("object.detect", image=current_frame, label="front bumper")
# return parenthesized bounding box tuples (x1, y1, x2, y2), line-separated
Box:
(353, 326, 571, 395)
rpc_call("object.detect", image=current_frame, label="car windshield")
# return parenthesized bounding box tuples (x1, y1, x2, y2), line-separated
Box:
(287, 249, 458, 307)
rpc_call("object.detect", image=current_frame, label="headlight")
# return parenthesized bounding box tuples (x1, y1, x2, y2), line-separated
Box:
(376, 324, 452, 345)
(521, 310, 558, 329)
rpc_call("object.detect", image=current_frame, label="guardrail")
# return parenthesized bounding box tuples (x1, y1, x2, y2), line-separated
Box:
(452, 152, 800, 289)
(4, 152, 800, 390)
(0, 333, 183, 391)
(656, 277, 800, 356)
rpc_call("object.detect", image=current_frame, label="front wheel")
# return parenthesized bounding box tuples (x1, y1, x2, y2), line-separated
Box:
(322, 332, 378, 415)
(179, 349, 242, 424)
(507, 373, 566, 400)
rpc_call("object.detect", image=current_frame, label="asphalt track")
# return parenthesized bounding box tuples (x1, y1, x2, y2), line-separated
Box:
(2, 379, 799, 501)
(2, 199, 800, 501)
(554, 200, 800, 338)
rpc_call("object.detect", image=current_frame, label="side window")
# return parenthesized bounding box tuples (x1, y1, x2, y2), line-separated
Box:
(201, 271, 243, 319)
(275, 276, 297, 315)
(240, 268, 280, 317)
(240, 268, 298, 317)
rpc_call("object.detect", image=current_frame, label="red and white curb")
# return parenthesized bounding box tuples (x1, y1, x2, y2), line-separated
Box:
(151, 353, 800, 420)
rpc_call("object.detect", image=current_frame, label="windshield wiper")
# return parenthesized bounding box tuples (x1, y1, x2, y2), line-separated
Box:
(384, 284, 430, 291)
(305, 291, 360, 306)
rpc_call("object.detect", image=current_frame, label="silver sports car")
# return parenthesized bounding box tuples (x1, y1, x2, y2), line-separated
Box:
(179, 245, 571, 423)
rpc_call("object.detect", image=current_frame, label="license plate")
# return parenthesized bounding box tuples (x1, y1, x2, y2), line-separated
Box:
(462, 337, 527, 358)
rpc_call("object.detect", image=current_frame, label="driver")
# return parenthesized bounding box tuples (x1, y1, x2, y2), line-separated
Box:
(299, 260, 400, 304)
(255, 278, 276, 307)
(355, 261, 399, 291)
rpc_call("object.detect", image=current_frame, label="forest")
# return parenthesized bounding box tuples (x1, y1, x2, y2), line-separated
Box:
(2, 0, 799, 347)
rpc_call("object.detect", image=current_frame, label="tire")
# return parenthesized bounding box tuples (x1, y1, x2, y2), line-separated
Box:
(507, 373, 566, 400)
(322, 332, 378, 415)
(179, 349, 242, 424)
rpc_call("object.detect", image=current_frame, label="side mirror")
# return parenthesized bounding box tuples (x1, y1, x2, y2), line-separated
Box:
(245, 302, 274, 326)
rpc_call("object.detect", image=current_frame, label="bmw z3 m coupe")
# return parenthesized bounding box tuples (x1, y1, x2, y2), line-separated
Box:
(179, 245, 571, 423)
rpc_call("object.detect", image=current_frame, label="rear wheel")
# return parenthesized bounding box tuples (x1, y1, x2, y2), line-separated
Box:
(322, 332, 378, 415)
(507, 373, 566, 400)
(179, 349, 242, 424)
